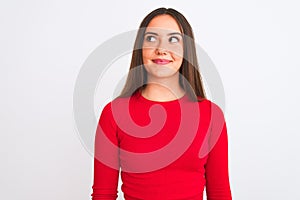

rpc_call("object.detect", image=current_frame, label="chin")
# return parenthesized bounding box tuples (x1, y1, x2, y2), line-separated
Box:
(150, 71, 179, 79)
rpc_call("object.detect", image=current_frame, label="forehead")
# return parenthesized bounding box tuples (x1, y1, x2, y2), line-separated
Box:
(145, 14, 182, 34)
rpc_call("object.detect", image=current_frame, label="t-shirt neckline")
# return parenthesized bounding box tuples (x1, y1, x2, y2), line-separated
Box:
(135, 90, 187, 104)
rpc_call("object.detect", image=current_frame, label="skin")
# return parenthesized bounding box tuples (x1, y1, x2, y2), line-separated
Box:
(142, 14, 186, 102)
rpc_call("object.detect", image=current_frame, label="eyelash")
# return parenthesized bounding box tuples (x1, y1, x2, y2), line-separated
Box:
(169, 36, 180, 43)
(145, 35, 180, 43)
(146, 35, 156, 42)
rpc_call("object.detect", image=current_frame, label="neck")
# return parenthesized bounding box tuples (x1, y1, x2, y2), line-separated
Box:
(142, 73, 185, 101)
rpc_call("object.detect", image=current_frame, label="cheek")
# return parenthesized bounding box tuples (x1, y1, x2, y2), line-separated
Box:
(171, 50, 184, 62)
(142, 48, 153, 62)
(169, 45, 184, 59)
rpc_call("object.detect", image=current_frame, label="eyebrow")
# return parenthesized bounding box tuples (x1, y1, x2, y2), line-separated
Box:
(144, 32, 182, 37)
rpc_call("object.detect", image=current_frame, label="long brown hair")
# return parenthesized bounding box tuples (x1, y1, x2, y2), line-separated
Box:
(118, 7, 207, 102)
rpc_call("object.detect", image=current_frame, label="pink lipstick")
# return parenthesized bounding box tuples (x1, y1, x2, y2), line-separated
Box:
(152, 59, 171, 65)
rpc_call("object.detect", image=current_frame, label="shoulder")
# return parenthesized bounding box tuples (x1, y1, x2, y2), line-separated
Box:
(99, 95, 132, 122)
(197, 98, 225, 119)
(101, 95, 131, 112)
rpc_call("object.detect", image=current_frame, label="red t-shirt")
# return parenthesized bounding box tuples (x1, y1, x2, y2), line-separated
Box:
(91, 90, 232, 200)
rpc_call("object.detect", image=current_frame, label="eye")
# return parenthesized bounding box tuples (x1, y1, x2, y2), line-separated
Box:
(145, 35, 157, 42)
(169, 36, 180, 43)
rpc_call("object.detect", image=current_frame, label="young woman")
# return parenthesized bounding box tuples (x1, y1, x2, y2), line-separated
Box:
(91, 7, 232, 200)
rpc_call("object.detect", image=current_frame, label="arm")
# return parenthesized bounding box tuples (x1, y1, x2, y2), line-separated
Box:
(205, 103, 232, 200)
(91, 102, 120, 200)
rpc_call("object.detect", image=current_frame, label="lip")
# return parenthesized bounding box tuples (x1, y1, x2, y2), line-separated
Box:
(152, 59, 172, 65)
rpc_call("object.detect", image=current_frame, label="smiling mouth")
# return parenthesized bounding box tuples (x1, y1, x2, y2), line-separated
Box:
(152, 59, 172, 65)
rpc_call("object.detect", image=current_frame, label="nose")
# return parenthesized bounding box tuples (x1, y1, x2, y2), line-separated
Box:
(154, 38, 169, 55)
(155, 47, 168, 55)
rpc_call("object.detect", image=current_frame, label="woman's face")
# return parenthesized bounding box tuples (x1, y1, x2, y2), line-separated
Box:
(142, 14, 184, 79)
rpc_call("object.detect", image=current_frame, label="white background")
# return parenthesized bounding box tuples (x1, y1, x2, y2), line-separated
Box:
(1, 0, 300, 199)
